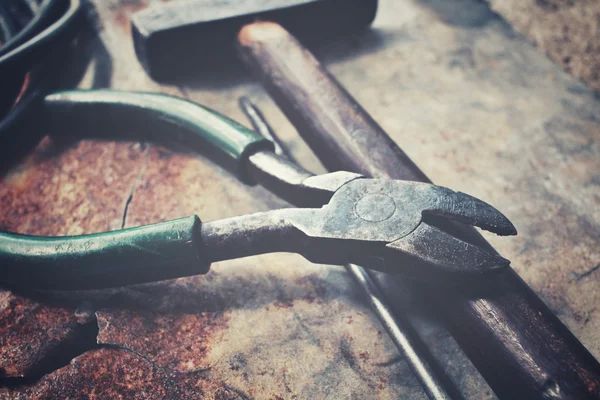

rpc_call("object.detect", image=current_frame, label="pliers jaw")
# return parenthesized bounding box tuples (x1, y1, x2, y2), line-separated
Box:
(243, 178, 517, 283)
(202, 176, 516, 284)
(385, 223, 510, 283)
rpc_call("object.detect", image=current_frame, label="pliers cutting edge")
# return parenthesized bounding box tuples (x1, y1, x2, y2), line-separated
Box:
(0, 90, 516, 290)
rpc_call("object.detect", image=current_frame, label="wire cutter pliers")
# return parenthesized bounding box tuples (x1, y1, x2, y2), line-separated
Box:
(0, 90, 516, 290)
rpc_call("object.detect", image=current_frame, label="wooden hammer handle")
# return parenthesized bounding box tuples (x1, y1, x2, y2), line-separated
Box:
(237, 21, 600, 399)
(238, 21, 427, 182)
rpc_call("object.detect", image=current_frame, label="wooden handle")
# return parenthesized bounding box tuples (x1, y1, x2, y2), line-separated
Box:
(237, 21, 600, 399)
(238, 21, 427, 182)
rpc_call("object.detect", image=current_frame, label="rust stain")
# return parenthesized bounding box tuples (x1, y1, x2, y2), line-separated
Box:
(273, 299, 294, 309)
(0, 348, 247, 399)
(0, 140, 146, 235)
(3, 165, 32, 193)
(359, 352, 370, 362)
(281, 367, 294, 395)
(96, 308, 230, 372)
(378, 376, 388, 390)
(0, 291, 93, 378)
(110, 0, 150, 32)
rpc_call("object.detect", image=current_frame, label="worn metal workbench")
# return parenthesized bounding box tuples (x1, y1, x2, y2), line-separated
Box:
(1, 0, 598, 398)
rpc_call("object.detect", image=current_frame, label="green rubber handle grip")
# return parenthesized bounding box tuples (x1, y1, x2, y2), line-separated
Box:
(44, 90, 274, 182)
(0, 90, 275, 290)
(0, 216, 210, 290)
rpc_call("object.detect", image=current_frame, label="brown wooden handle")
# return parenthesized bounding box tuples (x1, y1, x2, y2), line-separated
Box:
(238, 21, 427, 182)
(237, 21, 600, 399)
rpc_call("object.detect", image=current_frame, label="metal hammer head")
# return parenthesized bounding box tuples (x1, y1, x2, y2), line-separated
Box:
(132, 0, 378, 81)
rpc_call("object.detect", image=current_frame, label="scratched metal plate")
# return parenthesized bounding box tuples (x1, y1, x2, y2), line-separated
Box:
(0, 0, 598, 398)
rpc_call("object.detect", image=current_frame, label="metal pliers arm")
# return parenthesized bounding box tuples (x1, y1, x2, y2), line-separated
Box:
(0, 90, 516, 290)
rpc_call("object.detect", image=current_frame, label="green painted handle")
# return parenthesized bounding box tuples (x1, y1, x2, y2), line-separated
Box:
(0, 216, 210, 290)
(44, 90, 274, 182)
(0, 90, 273, 290)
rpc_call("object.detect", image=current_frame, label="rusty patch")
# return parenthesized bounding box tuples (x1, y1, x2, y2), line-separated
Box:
(0, 139, 146, 235)
(96, 308, 230, 373)
(359, 352, 370, 362)
(109, 0, 150, 32)
(0, 291, 94, 378)
(88, 270, 334, 376)
(273, 299, 294, 309)
(0, 348, 247, 399)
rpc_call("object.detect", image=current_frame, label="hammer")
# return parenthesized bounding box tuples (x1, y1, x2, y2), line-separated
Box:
(131, 0, 378, 80)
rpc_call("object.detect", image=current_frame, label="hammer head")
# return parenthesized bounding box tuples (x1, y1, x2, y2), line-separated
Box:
(132, 0, 378, 81)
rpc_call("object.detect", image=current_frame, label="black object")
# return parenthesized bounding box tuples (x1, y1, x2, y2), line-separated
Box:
(131, 0, 378, 80)
(0, 0, 81, 155)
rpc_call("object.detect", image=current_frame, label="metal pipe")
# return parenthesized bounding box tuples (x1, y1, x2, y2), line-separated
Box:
(348, 264, 458, 400)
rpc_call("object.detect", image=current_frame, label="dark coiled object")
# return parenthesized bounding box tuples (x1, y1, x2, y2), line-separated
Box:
(0, 0, 81, 152)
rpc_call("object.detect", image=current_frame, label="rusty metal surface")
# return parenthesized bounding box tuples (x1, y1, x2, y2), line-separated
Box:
(0, 0, 598, 398)
(489, 0, 600, 92)
(0, 138, 144, 378)
(0, 291, 94, 378)
(1, 348, 247, 399)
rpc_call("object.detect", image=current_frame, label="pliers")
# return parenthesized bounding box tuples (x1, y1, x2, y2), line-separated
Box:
(0, 90, 516, 291)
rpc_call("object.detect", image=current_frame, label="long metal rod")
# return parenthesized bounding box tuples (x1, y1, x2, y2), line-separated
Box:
(240, 96, 458, 400)
(348, 264, 457, 400)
